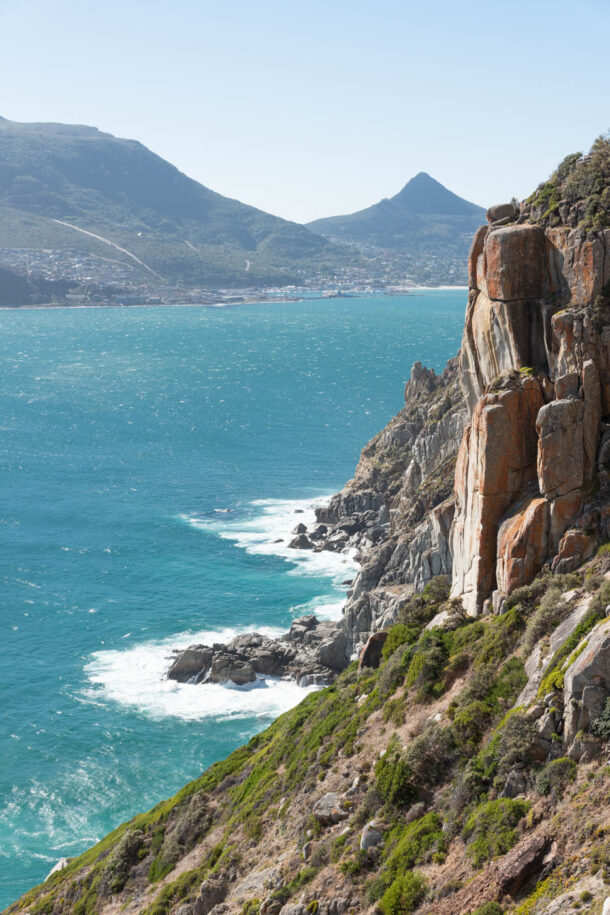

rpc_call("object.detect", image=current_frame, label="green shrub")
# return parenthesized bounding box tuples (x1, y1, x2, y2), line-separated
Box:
(494, 713, 537, 778)
(397, 576, 450, 628)
(102, 829, 144, 892)
(378, 643, 413, 697)
(521, 586, 566, 656)
(470, 904, 503, 915)
(535, 757, 577, 796)
(452, 700, 493, 752)
(405, 631, 448, 700)
(463, 798, 530, 867)
(378, 872, 427, 915)
(383, 695, 406, 727)
(382, 624, 419, 661)
(381, 813, 446, 881)
(473, 609, 524, 667)
(404, 724, 456, 788)
(375, 737, 415, 808)
(592, 697, 610, 740)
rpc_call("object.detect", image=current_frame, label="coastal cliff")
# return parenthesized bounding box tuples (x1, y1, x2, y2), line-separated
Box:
(9, 138, 610, 915)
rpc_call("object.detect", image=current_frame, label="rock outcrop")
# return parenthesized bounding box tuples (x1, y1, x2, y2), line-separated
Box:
(168, 616, 347, 688)
(563, 618, 610, 752)
(450, 215, 610, 614)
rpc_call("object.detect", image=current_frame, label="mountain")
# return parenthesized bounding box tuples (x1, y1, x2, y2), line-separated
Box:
(308, 172, 486, 281)
(0, 117, 359, 289)
(10, 139, 610, 915)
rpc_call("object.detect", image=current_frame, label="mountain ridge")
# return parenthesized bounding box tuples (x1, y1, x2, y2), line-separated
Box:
(0, 116, 359, 288)
(307, 173, 486, 281)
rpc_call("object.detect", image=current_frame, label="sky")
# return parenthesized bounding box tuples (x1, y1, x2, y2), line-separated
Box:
(0, 0, 608, 224)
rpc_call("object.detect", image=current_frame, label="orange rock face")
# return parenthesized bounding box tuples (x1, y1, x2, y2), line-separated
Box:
(451, 377, 544, 614)
(484, 225, 546, 302)
(451, 221, 608, 612)
(496, 497, 549, 595)
(546, 227, 610, 305)
(536, 397, 584, 499)
(552, 528, 594, 574)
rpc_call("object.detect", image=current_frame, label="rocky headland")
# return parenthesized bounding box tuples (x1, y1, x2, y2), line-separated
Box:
(10, 136, 610, 915)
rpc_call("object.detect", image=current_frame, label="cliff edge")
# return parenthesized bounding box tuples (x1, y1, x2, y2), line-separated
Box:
(7, 137, 610, 915)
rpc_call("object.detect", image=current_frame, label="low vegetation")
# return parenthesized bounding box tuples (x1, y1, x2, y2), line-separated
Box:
(8, 565, 610, 915)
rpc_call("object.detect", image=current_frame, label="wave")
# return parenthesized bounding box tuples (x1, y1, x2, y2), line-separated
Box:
(182, 495, 358, 589)
(83, 624, 318, 722)
(84, 497, 356, 721)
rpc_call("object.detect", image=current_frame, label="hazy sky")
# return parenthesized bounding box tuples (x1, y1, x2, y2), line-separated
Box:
(1, 0, 608, 223)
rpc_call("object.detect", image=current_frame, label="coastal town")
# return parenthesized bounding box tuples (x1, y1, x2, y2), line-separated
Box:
(0, 243, 467, 306)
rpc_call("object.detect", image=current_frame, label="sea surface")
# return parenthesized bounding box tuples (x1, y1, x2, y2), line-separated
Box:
(0, 291, 465, 904)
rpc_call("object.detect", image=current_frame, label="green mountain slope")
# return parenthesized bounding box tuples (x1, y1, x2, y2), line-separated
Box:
(0, 117, 359, 288)
(307, 171, 486, 264)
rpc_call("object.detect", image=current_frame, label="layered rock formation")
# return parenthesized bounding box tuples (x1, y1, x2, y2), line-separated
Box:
(332, 205, 610, 642)
(451, 219, 610, 614)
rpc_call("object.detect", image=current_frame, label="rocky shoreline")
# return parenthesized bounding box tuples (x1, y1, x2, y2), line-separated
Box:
(166, 507, 391, 688)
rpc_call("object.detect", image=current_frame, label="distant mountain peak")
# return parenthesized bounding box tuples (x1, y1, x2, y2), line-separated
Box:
(393, 172, 483, 216)
(306, 172, 485, 277)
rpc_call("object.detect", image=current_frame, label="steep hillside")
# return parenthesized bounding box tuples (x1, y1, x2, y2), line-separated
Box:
(0, 117, 359, 288)
(307, 173, 486, 283)
(8, 139, 610, 915)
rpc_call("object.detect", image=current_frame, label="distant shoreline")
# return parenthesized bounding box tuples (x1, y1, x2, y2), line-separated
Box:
(0, 287, 468, 312)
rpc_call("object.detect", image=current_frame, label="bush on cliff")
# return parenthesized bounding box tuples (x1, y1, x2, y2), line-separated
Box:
(375, 736, 414, 808)
(462, 798, 530, 867)
(378, 871, 427, 915)
(592, 697, 610, 741)
(535, 757, 577, 796)
(382, 623, 420, 661)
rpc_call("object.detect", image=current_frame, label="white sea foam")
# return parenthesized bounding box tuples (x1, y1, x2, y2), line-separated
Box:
(184, 496, 358, 589)
(85, 497, 356, 721)
(84, 624, 316, 722)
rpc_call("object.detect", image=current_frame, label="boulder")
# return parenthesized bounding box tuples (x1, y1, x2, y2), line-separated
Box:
(167, 647, 213, 682)
(451, 377, 544, 614)
(358, 631, 388, 670)
(496, 497, 549, 596)
(497, 834, 549, 897)
(487, 203, 518, 224)
(360, 822, 383, 850)
(500, 768, 527, 799)
(288, 533, 313, 550)
(602, 896, 610, 915)
(194, 874, 229, 915)
(405, 801, 426, 824)
(551, 528, 594, 574)
(318, 630, 347, 671)
(484, 225, 546, 302)
(210, 655, 256, 685)
(261, 899, 283, 915)
(291, 522, 307, 534)
(312, 792, 348, 826)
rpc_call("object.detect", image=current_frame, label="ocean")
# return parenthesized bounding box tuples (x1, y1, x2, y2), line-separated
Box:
(0, 291, 465, 904)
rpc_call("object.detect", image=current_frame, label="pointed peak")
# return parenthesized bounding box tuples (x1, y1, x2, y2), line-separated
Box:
(393, 172, 484, 216)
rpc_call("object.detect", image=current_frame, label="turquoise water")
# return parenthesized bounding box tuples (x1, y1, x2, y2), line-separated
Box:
(0, 292, 465, 904)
